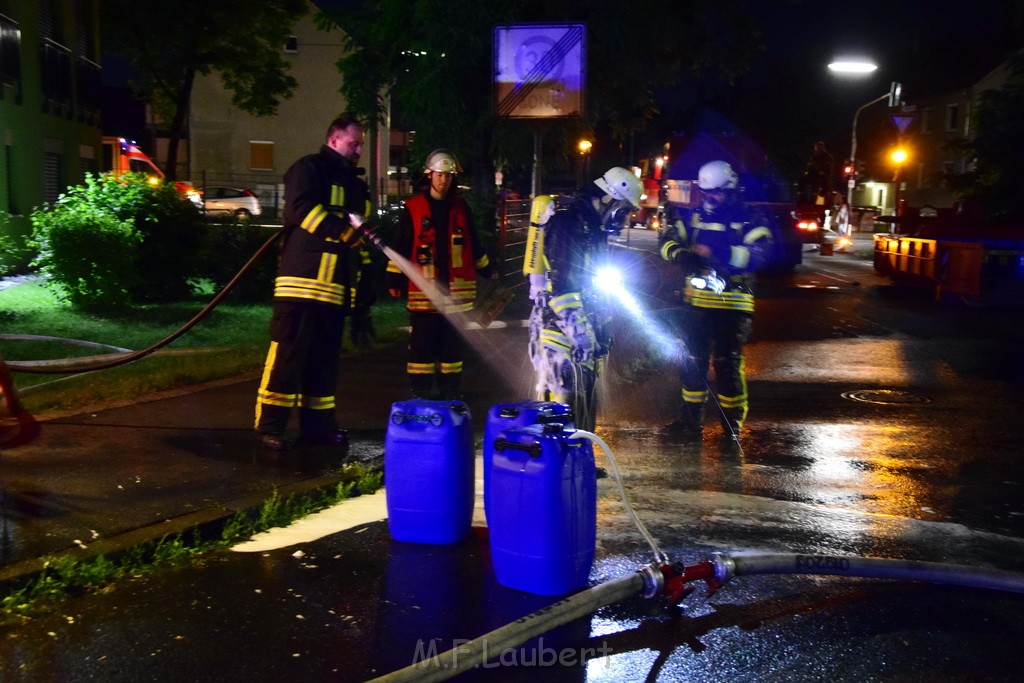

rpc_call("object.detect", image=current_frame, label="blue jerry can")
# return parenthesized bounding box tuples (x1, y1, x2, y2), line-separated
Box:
(488, 424, 596, 595)
(482, 401, 573, 523)
(384, 399, 474, 544)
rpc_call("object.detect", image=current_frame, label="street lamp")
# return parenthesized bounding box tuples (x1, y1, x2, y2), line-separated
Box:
(890, 146, 909, 222)
(828, 58, 878, 74)
(577, 139, 592, 187)
(830, 58, 900, 208)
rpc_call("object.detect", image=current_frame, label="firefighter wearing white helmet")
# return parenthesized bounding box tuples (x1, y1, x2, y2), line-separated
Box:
(386, 148, 496, 399)
(423, 148, 462, 174)
(658, 159, 774, 450)
(521, 166, 642, 431)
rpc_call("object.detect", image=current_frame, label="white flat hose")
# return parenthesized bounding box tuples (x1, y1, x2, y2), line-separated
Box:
(369, 572, 644, 682)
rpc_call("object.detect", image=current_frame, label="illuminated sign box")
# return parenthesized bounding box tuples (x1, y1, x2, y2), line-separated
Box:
(493, 23, 586, 119)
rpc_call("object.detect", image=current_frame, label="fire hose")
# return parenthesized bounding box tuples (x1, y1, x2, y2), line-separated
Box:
(5, 226, 286, 375)
(371, 431, 1024, 682)
(2, 213, 401, 378)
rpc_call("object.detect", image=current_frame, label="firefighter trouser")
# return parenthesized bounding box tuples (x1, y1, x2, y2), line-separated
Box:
(407, 311, 463, 397)
(255, 300, 345, 438)
(674, 305, 753, 433)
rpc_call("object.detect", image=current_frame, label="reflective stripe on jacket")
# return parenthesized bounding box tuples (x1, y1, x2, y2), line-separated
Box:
(274, 145, 371, 308)
(659, 204, 773, 313)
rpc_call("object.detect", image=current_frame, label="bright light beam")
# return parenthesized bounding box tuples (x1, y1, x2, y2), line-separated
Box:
(594, 266, 679, 356)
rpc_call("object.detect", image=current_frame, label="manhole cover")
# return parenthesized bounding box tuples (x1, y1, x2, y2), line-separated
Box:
(842, 389, 931, 405)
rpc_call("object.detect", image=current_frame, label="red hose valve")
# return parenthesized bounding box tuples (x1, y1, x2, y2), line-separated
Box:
(661, 561, 725, 607)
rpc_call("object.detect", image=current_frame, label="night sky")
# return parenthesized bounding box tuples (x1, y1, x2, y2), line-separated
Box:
(650, 0, 1024, 178)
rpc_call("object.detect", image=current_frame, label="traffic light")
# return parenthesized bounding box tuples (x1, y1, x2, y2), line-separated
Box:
(842, 160, 855, 178)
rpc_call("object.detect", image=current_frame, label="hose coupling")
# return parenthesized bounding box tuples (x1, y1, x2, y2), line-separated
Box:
(709, 552, 735, 584)
(638, 563, 666, 599)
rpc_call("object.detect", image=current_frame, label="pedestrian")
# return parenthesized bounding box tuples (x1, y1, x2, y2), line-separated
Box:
(801, 141, 834, 205)
(523, 166, 643, 431)
(658, 160, 774, 449)
(830, 191, 851, 237)
(386, 149, 497, 400)
(254, 115, 374, 452)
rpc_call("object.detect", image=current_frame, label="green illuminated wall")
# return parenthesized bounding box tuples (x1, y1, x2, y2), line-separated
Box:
(0, 0, 102, 273)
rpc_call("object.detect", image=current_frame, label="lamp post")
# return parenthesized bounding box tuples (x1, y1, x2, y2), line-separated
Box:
(829, 58, 900, 208)
(846, 92, 892, 206)
(890, 145, 909, 225)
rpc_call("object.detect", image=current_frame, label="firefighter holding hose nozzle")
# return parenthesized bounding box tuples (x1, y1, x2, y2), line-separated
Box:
(254, 115, 374, 453)
(523, 167, 643, 431)
(658, 160, 774, 449)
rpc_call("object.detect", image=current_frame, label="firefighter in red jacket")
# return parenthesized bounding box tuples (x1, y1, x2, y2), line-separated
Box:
(387, 149, 496, 399)
(254, 116, 372, 452)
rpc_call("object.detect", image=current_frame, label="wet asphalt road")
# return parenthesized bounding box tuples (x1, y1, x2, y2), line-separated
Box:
(3, 232, 1024, 681)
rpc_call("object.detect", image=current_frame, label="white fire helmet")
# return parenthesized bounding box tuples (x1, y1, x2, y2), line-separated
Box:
(594, 167, 644, 208)
(696, 160, 739, 191)
(423, 149, 462, 174)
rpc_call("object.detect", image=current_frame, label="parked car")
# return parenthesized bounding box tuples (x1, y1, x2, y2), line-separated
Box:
(191, 186, 262, 220)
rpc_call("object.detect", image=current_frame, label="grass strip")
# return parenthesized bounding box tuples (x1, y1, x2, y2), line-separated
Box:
(0, 464, 384, 625)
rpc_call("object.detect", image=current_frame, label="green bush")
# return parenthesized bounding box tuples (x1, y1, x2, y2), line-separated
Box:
(0, 211, 33, 276)
(29, 173, 204, 308)
(195, 219, 280, 303)
(29, 203, 141, 309)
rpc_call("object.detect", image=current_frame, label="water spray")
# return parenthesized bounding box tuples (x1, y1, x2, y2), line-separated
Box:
(590, 261, 742, 449)
(349, 212, 482, 330)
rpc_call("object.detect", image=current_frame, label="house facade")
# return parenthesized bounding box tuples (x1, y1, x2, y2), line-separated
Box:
(187, 2, 397, 219)
(892, 56, 1015, 212)
(0, 0, 102, 270)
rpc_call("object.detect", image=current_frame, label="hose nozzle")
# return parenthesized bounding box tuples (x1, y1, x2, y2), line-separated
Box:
(348, 213, 386, 250)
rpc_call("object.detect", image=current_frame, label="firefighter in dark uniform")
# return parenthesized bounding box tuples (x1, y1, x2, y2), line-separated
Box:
(658, 160, 773, 449)
(254, 116, 373, 452)
(523, 167, 644, 431)
(386, 149, 496, 400)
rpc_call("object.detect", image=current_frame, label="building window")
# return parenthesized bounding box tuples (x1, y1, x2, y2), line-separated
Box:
(945, 104, 959, 132)
(250, 141, 274, 170)
(4, 142, 15, 214)
(0, 14, 21, 93)
(43, 151, 62, 205)
(74, 0, 98, 63)
(79, 143, 95, 184)
(284, 35, 298, 53)
(919, 107, 931, 134)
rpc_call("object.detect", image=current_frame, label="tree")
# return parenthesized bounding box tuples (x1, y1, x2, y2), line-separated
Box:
(316, 0, 761, 215)
(102, 0, 309, 180)
(949, 53, 1024, 221)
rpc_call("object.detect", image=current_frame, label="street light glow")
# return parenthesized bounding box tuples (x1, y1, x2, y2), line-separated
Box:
(578, 139, 592, 155)
(890, 148, 909, 165)
(828, 59, 878, 74)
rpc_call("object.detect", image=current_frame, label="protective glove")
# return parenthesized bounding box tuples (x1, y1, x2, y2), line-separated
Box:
(354, 266, 377, 308)
(528, 273, 548, 302)
(350, 307, 376, 349)
(691, 269, 727, 294)
(386, 271, 406, 297)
